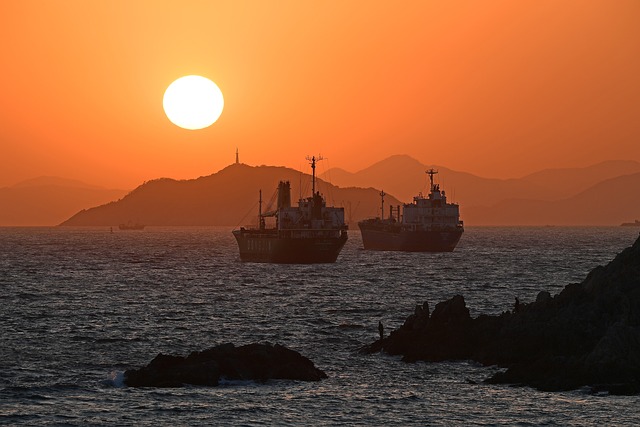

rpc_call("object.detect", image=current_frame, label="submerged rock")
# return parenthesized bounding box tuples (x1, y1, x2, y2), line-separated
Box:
(362, 234, 640, 394)
(124, 342, 327, 387)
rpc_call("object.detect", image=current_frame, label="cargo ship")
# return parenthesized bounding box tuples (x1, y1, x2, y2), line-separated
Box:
(358, 169, 463, 252)
(232, 156, 348, 263)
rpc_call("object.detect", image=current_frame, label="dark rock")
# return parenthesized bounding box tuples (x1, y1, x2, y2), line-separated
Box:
(400, 301, 430, 331)
(363, 295, 473, 362)
(535, 291, 551, 304)
(362, 234, 640, 394)
(124, 342, 327, 388)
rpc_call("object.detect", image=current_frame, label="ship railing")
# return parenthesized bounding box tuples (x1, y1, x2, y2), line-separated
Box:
(278, 229, 344, 239)
(237, 227, 278, 236)
(402, 223, 463, 232)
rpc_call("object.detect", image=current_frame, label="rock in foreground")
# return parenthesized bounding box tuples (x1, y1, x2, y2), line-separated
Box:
(362, 235, 640, 394)
(124, 342, 327, 387)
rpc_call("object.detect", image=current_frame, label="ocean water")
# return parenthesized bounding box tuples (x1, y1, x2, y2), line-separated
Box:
(1, 226, 639, 426)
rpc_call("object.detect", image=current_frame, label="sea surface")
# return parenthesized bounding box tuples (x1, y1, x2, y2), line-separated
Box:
(1, 226, 640, 426)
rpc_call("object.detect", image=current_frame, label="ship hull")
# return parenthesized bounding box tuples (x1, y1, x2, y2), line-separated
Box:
(232, 230, 348, 263)
(358, 224, 462, 252)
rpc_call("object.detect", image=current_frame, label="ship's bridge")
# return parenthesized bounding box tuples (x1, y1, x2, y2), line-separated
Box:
(413, 189, 446, 206)
(277, 204, 345, 230)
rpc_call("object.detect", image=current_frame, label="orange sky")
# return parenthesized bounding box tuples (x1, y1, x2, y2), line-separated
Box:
(1, 1, 639, 189)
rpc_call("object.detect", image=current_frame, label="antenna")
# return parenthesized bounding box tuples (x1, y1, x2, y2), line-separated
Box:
(426, 169, 438, 191)
(380, 190, 386, 220)
(305, 155, 324, 195)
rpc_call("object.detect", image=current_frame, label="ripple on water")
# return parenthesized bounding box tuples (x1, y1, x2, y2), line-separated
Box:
(1, 226, 640, 425)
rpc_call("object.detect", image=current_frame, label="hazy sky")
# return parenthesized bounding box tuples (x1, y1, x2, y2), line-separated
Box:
(1, 1, 638, 188)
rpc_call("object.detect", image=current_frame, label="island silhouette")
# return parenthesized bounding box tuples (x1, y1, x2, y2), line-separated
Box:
(59, 163, 402, 227)
(3, 156, 638, 227)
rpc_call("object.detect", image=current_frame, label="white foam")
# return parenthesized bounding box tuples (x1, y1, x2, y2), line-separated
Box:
(106, 370, 125, 388)
(217, 377, 257, 386)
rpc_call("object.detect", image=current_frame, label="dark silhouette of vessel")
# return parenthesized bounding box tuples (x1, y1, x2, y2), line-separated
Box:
(621, 220, 640, 227)
(358, 169, 463, 252)
(232, 156, 348, 263)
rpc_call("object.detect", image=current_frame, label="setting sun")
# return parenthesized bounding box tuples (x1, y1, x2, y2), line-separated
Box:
(162, 75, 224, 130)
(2, 2, 640, 425)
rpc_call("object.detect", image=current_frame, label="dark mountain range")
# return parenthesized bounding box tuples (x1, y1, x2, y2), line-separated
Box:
(463, 172, 640, 226)
(10, 158, 640, 227)
(321, 155, 640, 208)
(519, 160, 640, 199)
(0, 177, 127, 226)
(60, 164, 401, 227)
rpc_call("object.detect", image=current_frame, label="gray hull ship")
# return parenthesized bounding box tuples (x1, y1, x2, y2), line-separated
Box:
(233, 157, 348, 263)
(358, 169, 463, 252)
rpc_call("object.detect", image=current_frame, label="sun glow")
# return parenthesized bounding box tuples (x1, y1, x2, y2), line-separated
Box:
(163, 75, 224, 130)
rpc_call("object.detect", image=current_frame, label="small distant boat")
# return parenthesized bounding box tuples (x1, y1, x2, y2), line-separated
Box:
(621, 220, 640, 227)
(119, 221, 145, 230)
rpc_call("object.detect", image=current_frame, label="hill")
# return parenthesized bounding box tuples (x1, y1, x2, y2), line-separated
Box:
(520, 160, 640, 199)
(322, 155, 640, 207)
(321, 154, 549, 206)
(60, 164, 401, 226)
(321, 155, 640, 225)
(0, 178, 128, 226)
(464, 172, 640, 225)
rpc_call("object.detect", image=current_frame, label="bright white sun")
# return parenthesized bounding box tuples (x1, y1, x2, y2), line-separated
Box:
(163, 75, 224, 130)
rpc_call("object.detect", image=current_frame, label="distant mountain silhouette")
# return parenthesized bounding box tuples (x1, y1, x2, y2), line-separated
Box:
(0, 177, 128, 226)
(20, 157, 640, 227)
(321, 154, 550, 206)
(321, 155, 640, 224)
(60, 164, 401, 227)
(464, 172, 640, 225)
(519, 160, 640, 199)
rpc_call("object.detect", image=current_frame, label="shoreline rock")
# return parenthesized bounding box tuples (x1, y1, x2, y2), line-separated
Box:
(124, 342, 327, 388)
(362, 234, 640, 395)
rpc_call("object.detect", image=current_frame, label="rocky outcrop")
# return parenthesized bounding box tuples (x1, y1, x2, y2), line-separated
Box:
(362, 234, 640, 394)
(124, 343, 327, 387)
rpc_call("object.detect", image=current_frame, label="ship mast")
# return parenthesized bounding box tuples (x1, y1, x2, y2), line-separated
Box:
(380, 190, 386, 220)
(306, 155, 324, 195)
(426, 169, 438, 192)
(258, 189, 265, 230)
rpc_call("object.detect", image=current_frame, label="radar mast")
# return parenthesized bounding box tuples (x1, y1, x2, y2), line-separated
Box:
(306, 155, 324, 195)
(426, 169, 438, 192)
